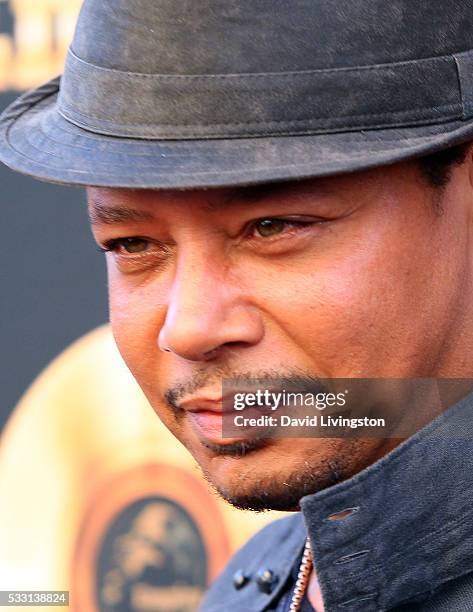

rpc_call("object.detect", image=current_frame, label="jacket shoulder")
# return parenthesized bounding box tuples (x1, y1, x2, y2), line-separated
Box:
(199, 512, 306, 612)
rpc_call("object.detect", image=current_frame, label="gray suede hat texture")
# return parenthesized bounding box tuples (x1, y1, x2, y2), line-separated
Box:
(2, 0, 473, 189)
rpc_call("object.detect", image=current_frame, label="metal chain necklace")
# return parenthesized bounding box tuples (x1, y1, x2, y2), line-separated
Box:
(289, 537, 313, 611)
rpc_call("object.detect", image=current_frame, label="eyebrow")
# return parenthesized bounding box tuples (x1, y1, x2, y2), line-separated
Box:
(88, 198, 156, 226)
(87, 180, 302, 225)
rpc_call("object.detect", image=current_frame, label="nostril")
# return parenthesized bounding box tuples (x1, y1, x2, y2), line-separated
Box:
(326, 506, 360, 521)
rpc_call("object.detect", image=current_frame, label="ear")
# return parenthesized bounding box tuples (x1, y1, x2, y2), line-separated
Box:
(466, 143, 473, 191)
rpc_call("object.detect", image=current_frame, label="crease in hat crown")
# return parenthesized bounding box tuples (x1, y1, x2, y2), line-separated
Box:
(2, 0, 473, 189)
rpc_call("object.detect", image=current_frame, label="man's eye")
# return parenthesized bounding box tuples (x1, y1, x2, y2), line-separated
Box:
(254, 219, 287, 237)
(252, 218, 313, 238)
(101, 237, 150, 254)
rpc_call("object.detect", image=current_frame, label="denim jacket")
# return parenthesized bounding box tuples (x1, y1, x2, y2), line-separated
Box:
(200, 391, 473, 611)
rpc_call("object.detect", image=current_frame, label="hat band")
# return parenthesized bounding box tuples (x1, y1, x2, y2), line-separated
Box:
(57, 48, 473, 140)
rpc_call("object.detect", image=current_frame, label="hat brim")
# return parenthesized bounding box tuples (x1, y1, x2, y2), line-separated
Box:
(2, 77, 473, 189)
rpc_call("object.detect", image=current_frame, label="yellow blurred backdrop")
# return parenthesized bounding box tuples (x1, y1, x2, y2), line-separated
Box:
(0, 0, 82, 91)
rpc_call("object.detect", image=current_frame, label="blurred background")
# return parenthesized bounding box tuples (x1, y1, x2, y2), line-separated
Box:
(0, 0, 105, 432)
(0, 3, 281, 610)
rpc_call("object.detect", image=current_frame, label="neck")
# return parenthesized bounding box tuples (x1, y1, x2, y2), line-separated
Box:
(308, 569, 325, 611)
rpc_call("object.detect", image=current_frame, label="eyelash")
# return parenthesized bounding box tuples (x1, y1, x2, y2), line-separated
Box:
(247, 217, 316, 240)
(98, 217, 321, 255)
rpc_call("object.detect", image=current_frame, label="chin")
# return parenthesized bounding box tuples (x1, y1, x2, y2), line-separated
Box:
(198, 452, 350, 513)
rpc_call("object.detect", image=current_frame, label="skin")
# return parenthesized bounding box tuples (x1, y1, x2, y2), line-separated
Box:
(88, 155, 473, 610)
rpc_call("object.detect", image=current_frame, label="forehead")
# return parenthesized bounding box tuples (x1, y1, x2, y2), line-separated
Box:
(85, 172, 373, 208)
(87, 180, 308, 206)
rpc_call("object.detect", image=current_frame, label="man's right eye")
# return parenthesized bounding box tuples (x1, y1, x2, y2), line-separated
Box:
(99, 237, 150, 254)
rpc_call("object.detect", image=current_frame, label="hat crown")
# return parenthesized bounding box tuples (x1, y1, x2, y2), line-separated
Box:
(72, 0, 473, 75)
(57, 0, 473, 141)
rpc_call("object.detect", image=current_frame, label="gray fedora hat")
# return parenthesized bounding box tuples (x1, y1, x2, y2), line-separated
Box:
(2, 0, 473, 189)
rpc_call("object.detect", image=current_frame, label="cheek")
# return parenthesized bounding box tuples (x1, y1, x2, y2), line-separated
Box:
(260, 265, 384, 372)
(106, 265, 165, 392)
(246, 228, 425, 375)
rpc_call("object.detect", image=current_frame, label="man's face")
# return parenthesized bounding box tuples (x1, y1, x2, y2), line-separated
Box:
(88, 159, 473, 511)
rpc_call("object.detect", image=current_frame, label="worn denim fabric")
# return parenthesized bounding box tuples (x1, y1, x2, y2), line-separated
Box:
(200, 391, 473, 612)
(2, 1, 473, 187)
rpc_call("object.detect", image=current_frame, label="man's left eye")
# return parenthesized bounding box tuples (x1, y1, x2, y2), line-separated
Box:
(252, 218, 312, 238)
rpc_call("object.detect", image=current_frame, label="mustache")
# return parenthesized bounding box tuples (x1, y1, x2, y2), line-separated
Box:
(164, 368, 328, 415)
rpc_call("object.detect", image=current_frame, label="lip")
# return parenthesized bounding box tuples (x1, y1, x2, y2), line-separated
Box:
(179, 388, 281, 414)
(187, 410, 234, 444)
(179, 395, 260, 446)
(178, 395, 234, 414)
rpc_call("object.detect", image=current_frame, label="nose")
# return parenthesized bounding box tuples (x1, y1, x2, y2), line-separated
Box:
(157, 253, 264, 361)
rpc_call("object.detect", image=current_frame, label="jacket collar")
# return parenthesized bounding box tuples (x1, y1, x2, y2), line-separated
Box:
(202, 511, 307, 612)
(300, 389, 473, 611)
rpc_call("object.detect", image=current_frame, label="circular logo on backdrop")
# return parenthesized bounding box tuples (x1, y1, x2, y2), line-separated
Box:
(71, 463, 230, 612)
(97, 496, 207, 611)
